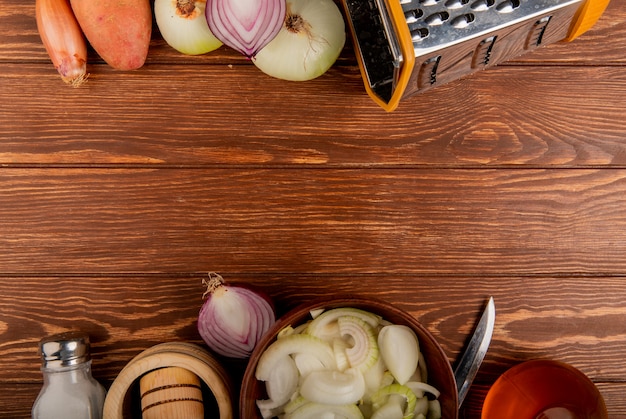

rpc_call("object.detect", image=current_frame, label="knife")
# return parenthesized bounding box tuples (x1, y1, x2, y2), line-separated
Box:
(454, 296, 496, 407)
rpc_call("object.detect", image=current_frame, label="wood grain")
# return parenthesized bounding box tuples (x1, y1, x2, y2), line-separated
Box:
(1, 64, 625, 165)
(1, 0, 625, 418)
(2, 168, 626, 274)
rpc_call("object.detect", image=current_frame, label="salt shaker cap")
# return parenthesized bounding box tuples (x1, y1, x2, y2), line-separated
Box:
(39, 331, 92, 368)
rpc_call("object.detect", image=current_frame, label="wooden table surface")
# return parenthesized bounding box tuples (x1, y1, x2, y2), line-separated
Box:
(2, 0, 626, 417)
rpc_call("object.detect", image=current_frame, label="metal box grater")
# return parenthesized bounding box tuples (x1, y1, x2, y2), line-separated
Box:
(341, 0, 611, 111)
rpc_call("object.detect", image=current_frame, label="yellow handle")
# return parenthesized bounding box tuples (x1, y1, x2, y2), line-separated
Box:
(375, 0, 415, 112)
(565, 0, 611, 41)
(352, 0, 415, 112)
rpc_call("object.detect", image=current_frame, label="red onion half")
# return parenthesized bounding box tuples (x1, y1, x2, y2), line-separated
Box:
(198, 273, 276, 358)
(205, 0, 286, 57)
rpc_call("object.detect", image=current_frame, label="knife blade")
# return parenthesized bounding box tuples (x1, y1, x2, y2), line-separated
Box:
(454, 296, 495, 407)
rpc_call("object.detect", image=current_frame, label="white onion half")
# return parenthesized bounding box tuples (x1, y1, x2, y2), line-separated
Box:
(253, 0, 346, 81)
(155, 0, 223, 55)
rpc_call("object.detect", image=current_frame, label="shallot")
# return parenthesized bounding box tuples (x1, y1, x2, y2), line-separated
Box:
(35, 0, 88, 86)
(197, 273, 275, 358)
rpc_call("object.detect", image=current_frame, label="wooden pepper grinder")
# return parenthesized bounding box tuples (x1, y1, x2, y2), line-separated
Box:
(139, 366, 204, 419)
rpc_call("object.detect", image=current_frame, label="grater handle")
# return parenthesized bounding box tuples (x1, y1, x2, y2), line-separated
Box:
(375, 0, 415, 112)
(565, 0, 611, 41)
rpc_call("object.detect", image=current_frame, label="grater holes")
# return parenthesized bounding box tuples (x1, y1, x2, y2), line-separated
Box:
(445, 0, 470, 9)
(425, 11, 450, 25)
(496, 0, 520, 13)
(419, 0, 443, 6)
(451, 13, 475, 29)
(405, 8, 424, 23)
(470, 0, 495, 11)
(410, 27, 430, 42)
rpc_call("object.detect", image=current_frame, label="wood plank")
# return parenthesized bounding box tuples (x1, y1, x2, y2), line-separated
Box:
(2, 65, 626, 166)
(2, 168, 626, 275)
(1, 274, 625, 416)
(0, 384, 45, 418)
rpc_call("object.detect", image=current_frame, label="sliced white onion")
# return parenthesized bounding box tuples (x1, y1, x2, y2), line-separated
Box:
(299, 368, 365, 406)
(256, 398, 287, 419)
(370, 384, 417, 419)
(309, 308, 325, 319)
(285, 401, 365, 419)
(377, 325, 420, 385)
(205, 0, 285, 57)
(306, 308, 380, 341)
(294, 352, 327, 377)
(253, 0, 346, 81)
(362, 355, 386, 399)
(405, 381, 441, 399)
(265, 355, 299, 405)
(413, 396, 429, 417)
(371, 400, 404, 419)
(254, 307, 443, 418)
(337, 316, 378, 372)
(283, 395, 308, 415)
(333, 338, 350, 372)
(405, 382, 425, 399)
(256, 334, 336, 381)
(428, 399, 442, 419)
(155, 0, 223, 55)
(418, 350, 428, 383)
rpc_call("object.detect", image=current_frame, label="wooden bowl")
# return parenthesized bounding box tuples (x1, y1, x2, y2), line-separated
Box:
(240, 296, 458, 418)
(103, 342, 234, 419)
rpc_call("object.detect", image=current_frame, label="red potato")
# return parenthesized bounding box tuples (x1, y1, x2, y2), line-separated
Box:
(69, 0, 152, 70)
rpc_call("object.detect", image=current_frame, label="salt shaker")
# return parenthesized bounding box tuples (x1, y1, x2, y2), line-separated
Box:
(32, 331, 107, 419)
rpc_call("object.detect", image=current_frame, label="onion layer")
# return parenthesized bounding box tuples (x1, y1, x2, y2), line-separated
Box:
(286, 402, 364, 419)
(378, 325, 420, 385)
(35, 0, 88, 86)
(197, 273, 275, 359)
(205, 0, 286, 58)
(299, 368, 365, 406)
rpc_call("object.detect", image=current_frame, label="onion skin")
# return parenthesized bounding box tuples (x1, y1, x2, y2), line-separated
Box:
(35, 0, 88, 86)
(205, 0, 286, 58)
(198, 273, 276, 359)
